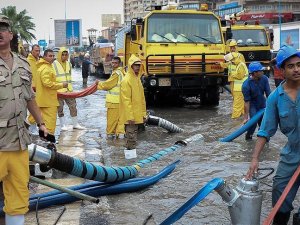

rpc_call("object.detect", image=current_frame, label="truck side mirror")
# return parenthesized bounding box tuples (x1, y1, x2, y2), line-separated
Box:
(270, 32, 274, 42)
(226, 28, 232, 40)
(130, 25, 137, 41)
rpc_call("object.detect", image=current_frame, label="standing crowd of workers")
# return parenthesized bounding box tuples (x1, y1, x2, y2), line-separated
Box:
(1, 12, 300, 225)
(0, 14, 147, 225)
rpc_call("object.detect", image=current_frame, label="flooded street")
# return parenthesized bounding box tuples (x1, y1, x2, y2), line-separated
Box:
(22, 68, 299, 225)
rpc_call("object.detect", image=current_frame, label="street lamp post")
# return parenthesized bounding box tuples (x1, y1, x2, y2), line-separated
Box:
(278, 0, 282, 47)
(49, 17, 53, 45)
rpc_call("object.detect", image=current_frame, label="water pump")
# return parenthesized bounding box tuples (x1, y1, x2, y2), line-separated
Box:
(216, 177, 263, 225)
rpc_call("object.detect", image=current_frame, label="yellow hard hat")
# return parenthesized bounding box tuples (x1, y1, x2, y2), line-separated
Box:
(229, 39, 237, 47)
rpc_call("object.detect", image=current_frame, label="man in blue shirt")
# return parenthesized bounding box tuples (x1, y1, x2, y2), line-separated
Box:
(245, 45, 300, 225)
(242, 61, 271, 140)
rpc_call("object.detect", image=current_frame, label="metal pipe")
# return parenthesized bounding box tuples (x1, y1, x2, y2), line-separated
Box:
(146, 115, 183, 133)
(30, 176, 99, 203)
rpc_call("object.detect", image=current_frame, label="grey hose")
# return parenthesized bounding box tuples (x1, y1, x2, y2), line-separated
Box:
(146, 115, 183, 133)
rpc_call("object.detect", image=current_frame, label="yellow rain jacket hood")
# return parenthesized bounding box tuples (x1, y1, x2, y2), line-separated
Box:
(53, 47, 73, 92)
(56, 47, 68, 67)
(119, 55, 146, 124)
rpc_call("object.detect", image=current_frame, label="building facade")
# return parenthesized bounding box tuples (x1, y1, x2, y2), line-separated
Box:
(101, 21, 122, 43)
(123, 0, 300, 24)
(102, 14, 122, 27)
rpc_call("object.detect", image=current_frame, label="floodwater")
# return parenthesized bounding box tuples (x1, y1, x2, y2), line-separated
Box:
(18, 68, 299, 225)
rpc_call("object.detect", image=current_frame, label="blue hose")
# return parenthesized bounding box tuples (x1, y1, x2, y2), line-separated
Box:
(30, 177, 146, 201)
(219, 108, 265, 142)
(0, 160, 179, 217)
(160, 178, 224, 225)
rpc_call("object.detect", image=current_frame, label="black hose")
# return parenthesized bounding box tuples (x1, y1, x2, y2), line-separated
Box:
(257, 167, 275, 180)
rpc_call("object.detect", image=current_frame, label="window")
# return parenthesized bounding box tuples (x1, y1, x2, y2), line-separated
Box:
(232, 29, 269, 46)
(147, 13, 222, 43)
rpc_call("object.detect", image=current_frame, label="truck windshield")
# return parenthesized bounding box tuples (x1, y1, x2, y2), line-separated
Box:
(232, 29, 269, 46)
(147, 13, 222, 44)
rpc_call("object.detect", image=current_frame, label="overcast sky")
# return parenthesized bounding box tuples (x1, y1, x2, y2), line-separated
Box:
(1, 0, 123, 44)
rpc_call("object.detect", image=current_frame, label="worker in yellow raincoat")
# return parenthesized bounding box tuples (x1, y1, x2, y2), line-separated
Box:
(95, 56, 125, 138)
(219, 46, 248, 119)
(54, 47, 85, 131)
(26, 45, 41, 128)
(35, 49, 68, 134)
(119, 55, 147, 159)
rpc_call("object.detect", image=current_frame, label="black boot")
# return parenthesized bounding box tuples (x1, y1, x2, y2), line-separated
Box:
(293, 213, 300, 225)
(245, 132, 252, 140)
(273, 211, 291, 225)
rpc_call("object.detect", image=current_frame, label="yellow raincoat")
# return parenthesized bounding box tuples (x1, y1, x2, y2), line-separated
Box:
(26, 53, 39, 124)
(36, 58, 64, 134)
(26, 53, 38, 88)
(53, 47, 73, 92)
(119, 55, 146, 125)
(97, 67, 125, 135)
(221, 52, 248, 119)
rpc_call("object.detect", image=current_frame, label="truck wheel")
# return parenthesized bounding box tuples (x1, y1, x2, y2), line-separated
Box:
(200, 87, 220, 106)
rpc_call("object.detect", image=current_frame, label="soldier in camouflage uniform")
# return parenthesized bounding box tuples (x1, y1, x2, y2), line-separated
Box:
(0, 15, 47, 225)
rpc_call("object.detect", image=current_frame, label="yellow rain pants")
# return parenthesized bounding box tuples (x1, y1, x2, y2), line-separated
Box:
(107, 107, 125, 135)
(0, 150, 29, 215)
(230, 82, 245, 119)
(40, 107, 58, 134)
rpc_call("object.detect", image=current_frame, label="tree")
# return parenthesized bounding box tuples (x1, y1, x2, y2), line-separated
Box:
(1, 6, 36, 43)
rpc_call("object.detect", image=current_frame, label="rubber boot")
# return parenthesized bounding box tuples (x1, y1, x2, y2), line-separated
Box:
(72, 116, 85, 129)
(83, 78, 87, 87)
(293, 213, 300, 225)
(5, 214, 25, 225)
(59, 117, 69, 131)
(273, 211, 290, 225)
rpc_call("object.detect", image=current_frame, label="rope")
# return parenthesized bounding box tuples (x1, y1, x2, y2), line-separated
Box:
(57, 83, 98, 99)
(263, 164, 300, 225)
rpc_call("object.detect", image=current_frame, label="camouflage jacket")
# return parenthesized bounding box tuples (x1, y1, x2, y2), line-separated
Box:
(0, 52, 34, 151)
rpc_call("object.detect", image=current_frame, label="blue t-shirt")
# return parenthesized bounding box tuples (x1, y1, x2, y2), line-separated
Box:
(242, 75, 271, 110)
(257, 82, 300, 163)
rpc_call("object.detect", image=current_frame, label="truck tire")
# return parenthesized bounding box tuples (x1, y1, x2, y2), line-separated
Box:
(200, 86, 220, 106)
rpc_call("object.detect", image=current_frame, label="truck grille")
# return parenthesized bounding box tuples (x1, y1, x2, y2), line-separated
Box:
(240, 50, 271, 63)
(148, 60, 202, 74)
(146, 53, 224, 76)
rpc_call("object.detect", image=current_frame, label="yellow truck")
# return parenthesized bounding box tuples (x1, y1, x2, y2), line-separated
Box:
(116, 4, 226, 106)
(222, 23, 272, 67)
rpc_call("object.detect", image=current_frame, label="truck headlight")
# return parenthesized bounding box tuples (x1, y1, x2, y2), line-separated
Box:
(150, 79, 157, 86)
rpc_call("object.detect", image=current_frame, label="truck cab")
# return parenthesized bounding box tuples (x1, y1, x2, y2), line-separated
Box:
(116, 4, 227, 106)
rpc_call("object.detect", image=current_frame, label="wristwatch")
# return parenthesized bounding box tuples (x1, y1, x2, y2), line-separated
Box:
(37, 122, 45, 127)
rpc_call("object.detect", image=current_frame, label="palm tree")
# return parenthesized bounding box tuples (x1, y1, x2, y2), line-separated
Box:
(1, 6, 36, 43)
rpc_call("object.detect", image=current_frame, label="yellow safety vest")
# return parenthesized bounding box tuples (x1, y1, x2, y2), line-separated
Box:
(233, 63, 248, 91)
(53, 61, 73, 92)
(228, 63, 237, 82)
(106, 69, 123, 104)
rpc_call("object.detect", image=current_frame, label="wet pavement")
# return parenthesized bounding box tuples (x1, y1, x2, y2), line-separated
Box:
(5, 68, 299, 225)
